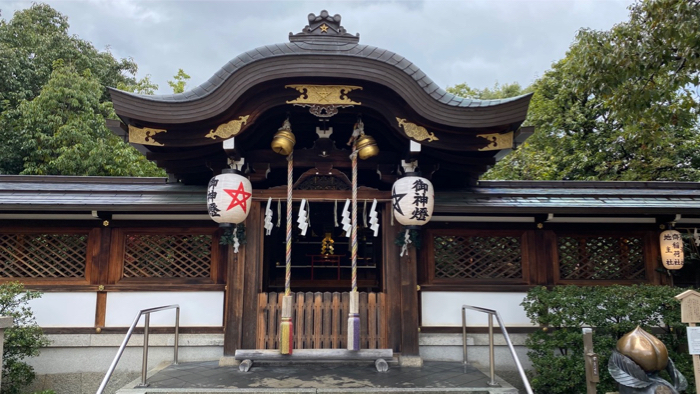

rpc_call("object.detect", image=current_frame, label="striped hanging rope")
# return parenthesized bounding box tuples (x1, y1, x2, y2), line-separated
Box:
(351, 149, 358, 292)
(285, 152, 293, 296)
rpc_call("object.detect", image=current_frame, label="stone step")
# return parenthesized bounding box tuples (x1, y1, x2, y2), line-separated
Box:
(114, 360, 519, 394)
(117, 389, 514, 393)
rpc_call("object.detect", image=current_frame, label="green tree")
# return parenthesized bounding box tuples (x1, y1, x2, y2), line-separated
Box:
(2, 61, 163, 176)
(117, 74, 159, 95)
(167, 69, 190, 94)
(482, 0, 700, 181)
(0, 4, 164, 176)
(0, 4, 137, 109)
(447, 81, 531, 100)
(0, 282, 50, 394)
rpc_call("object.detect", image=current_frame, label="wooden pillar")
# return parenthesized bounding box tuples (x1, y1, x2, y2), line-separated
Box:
(400, 242, 420, 356)
(223, 240, 246, 355)
(241, 202, 263, 349)
(90, 227, 111, 328)
(382, 204, 402, 353)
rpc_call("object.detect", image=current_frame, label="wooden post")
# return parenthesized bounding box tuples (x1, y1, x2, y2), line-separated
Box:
(0, 316, 13, 388)
(675, 289, 700, 392)
(582, 328, 599, 394)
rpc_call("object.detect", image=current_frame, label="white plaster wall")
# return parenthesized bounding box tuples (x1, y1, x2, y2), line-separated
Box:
(28, 292, 97, 327)
(421, 291, 534, 327)
(105, 292, 223, 327)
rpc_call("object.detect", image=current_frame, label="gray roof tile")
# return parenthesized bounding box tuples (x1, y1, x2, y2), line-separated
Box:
(118, 39, 528, 110)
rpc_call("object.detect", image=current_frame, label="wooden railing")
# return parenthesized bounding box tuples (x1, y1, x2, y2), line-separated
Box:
(257, 291, 386, 350)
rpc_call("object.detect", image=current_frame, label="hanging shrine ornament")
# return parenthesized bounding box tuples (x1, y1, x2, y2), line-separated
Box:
(271, 116, 296, 355)
(660, 229, 684, 270)
(207, 169, 253, 225)
(392, 173, 434, 256)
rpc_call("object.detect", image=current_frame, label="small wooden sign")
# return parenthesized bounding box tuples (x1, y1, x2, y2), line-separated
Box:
(676, 290, 700, 323)
(675, 289, 700, 390)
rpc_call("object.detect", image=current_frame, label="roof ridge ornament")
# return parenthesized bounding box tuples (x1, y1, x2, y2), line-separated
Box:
(289, 10, 359, 44)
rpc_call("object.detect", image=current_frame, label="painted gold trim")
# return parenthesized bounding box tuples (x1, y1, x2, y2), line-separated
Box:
(396, 118, 438, 142)
(286, 85, 362, 106)
(205, 115, 250, 140)
(476, 132, 513, 151)
(128, 125, 166, 146)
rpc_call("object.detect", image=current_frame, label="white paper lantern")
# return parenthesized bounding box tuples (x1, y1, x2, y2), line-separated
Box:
(660, 229, 684, 270)
(207, 169, 253, 225)
(391, 175, 434, 228)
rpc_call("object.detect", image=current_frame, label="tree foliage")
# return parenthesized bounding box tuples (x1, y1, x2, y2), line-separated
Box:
(480, 0, 700, 181)
(0, 3, 163, 176)
(447, 82, 531, 100)
(168, 68, 190, 94)
(522, 285, 692, 394)
(2, 61, 163, 176)
(0, 282, 50, 394)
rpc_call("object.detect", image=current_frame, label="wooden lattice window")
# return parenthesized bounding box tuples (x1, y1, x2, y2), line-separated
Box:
(431, 232, 523, 281)
(557, 235, 646, 281)
(123, 234, 213, 278)
(0, 233, 88, 278)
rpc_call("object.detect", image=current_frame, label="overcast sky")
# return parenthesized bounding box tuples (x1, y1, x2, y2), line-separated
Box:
(1, 0, 633, 95)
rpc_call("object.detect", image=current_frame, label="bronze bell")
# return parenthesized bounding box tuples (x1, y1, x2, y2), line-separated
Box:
(271, 119, 295, 156)
(356, 134, 379, 160)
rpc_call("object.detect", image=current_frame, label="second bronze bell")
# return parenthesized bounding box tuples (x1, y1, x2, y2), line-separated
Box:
(356, 134, 379, 160)
(271, 118, 296, 156)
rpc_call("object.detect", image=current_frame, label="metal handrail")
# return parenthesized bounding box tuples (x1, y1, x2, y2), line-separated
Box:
(96, 304, 180, 394)
(462, 305, 533, 394)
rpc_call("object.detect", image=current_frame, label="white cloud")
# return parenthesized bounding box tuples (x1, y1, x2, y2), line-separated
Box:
(0, 0, 632, 93)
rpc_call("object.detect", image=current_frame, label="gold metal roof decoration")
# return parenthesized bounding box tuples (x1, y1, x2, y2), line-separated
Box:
(396, 118, 438, 142)
(128, 125, 166, 146)
(205, 115, 250, 140)
(477, 131, 513, 151)
(286, 85, 362, 105)
(286, 85, 362, 118)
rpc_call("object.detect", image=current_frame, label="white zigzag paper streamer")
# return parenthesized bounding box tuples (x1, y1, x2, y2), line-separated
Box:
(297, 199, 309, 236)
(264, 197, 274, 235)
(341, 199, 351, 235)
(233, 232, 240, 253)
(369, 199, 379, 237)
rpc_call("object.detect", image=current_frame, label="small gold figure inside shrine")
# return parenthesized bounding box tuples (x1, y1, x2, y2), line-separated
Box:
(321, 233, 335, 255)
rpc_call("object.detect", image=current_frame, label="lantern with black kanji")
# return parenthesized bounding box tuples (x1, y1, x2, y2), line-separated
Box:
(660, 229, 684, 270)
(391, 174, 434, 228)
(207, 169, 253, 226)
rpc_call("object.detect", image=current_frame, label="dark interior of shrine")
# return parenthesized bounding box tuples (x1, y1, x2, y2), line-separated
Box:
(262, 201, 383, 292)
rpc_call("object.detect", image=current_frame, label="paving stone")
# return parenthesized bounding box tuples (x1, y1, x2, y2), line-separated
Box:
(138, 360, 515, 392)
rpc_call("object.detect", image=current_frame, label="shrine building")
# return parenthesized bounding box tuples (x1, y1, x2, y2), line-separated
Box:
(1, 10, 700, 382)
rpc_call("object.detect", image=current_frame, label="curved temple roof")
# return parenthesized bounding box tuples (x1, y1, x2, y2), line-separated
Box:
(109, 10, 532, 128)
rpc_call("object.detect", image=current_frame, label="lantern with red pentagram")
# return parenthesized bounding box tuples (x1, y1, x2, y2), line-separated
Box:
(207, 169, 253, 226)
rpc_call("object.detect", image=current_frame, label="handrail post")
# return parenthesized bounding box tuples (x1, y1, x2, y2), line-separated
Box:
(462, 307, 467, 368)
(137, 313, 151, 388)
(96, 304, 181, 394)
(462, 305, 534, 394)
(174, 307, 180, 365)
(487, 313, 497, 386)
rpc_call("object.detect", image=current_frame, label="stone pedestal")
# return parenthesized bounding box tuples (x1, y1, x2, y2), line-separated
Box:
(0, 316, 14, 388)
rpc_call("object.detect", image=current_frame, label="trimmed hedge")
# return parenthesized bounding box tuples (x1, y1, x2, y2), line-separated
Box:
(521, 285, 692, 393)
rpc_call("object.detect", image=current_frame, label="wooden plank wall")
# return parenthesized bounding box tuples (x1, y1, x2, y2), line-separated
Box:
(256, 291, 386, 350)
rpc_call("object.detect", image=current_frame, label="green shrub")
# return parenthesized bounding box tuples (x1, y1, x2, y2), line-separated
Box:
(0, 282, 50, 394)
(521, 285, 692, 394)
